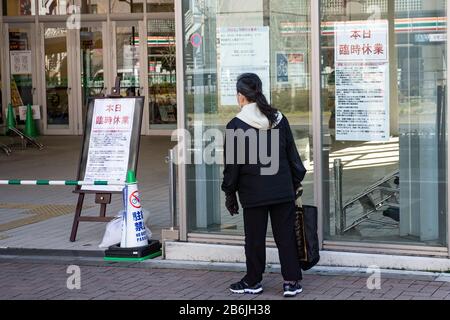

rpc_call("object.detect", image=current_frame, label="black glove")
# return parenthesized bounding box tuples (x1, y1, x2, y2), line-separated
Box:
(225, 193, 239, 216)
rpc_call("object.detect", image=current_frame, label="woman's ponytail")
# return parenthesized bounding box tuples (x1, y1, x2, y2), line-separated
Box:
(236, 73, 279, 127)
(255, 92, 278, 127)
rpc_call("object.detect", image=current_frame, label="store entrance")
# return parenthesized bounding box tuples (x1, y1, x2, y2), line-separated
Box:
(40, 23, 78, 134)
(2, 13, 176, 136)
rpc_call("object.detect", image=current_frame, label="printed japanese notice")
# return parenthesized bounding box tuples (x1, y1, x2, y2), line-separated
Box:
(10, 50, 32, 75)
(334, 20, 390, 142)
(82, 99, 136, 192)
(18, 105, 41, 120)
(218, 27, 270, 106)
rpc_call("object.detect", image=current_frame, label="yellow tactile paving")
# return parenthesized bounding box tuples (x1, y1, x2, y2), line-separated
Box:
(0, 204, 84, 232)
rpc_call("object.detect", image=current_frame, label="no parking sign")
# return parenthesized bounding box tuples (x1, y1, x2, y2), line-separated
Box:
(130, 191, 141, 209)
(190, 33, 202, 48)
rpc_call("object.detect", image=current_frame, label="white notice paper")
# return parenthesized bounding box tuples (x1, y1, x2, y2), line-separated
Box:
(334, 20, 390, 142)
(18, 105, 41, 121)
(10, 50, 32, 75)
(218, 27, 271, 106)
(82, 99, 136, 192)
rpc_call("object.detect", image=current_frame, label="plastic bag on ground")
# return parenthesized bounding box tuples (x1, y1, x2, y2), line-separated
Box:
(99, 209, 153, 248)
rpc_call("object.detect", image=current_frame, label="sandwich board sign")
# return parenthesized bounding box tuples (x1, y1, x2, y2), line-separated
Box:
(76, 96, 144, 192)
(70, 88, 145, 242)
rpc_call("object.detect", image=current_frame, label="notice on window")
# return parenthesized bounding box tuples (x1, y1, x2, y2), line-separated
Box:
(10, 50, 32, 75)
(18, 105, 41, 121)
(334, 20, 390, 142)
(276, 52, 306, 88)
(123, 45, 139, 70)
(82, 99, 136, 192)
(218, 27, 270, 106)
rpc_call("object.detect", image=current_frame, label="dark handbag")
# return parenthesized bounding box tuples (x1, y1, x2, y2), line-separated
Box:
(294, 204, 320, 271)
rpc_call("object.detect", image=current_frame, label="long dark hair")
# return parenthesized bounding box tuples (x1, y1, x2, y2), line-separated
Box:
(236, 73, 279, 127)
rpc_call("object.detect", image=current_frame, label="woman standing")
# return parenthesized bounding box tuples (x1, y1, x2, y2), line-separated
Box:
(222, 73, 307, 298)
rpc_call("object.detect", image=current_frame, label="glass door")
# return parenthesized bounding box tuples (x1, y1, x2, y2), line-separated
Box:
(114, 21, 142, 97)
(0, 23, 3, 126)
(147, 15, 177, 132)
(40, 23, 77, 134)
(79, 22, 106, 132)
(5, 24, 37, 128)
(111, 20, 147, 134)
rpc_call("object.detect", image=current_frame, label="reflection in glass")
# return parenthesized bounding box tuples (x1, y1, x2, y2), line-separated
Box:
(183, 0, 313, 236)
(321, 0, 447, 246)
(116, 25, 140, 96)
(45, 28, 69, 126)
(38, 0, 69, 15)
(148, 19, 177, 128)
(81, 27, 104, 108)
(9, 28, 33, 125)
(0, 58, 2, 125)
(3, 0, 35, 16)
(79, 0, 109, 14)
(147, 0, 174, 13)
(111, 0, 144, 13)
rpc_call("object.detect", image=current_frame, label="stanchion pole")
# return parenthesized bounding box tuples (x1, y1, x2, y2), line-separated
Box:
(161, 148, 180, 253)
(334, 159, 345, 235)
(168, 148, 177, 230)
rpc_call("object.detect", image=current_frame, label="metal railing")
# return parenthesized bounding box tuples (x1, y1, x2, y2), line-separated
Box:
(334, 159, 400, 235)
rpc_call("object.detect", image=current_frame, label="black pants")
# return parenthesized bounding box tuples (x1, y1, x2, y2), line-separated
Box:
(242, 201, 302, 286)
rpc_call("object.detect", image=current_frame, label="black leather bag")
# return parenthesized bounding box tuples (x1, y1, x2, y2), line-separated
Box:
(294, 204, 320, 271)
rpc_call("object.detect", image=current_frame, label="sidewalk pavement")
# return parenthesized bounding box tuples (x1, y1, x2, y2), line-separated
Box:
(0, 136, 176, 251)
(1, 256, 450, 300)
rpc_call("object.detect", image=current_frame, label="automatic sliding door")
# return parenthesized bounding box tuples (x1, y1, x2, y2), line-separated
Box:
(43, 26, 71, 131)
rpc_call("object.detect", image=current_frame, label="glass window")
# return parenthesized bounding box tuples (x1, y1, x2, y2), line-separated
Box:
(148, 19, 176, 129)
(3, 0, 36, 16)
(9, 27, 34, 126)
(0, 59, 3, 125)
(147, 0, 174, 13)
(116, 23, 140, 96)
(182, 0, 313, 236)
(38, 0, 71, 15)
(80, 26, 104, 108)
(44, 28, 69, 126)
(321, 0, 447, 246)
(110, 0, 144, 13)
(79, 0, 109, 14)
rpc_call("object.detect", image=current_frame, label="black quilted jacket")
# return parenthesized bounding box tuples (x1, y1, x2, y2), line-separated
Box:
(221, 115, 307, 209)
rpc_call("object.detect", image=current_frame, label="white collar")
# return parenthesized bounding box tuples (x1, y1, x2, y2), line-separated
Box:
(236, 103, 283, 130)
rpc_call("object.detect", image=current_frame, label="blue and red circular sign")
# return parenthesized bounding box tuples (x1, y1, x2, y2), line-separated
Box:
(129, 191, 141, 209)
(190, 33, 202, 48)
